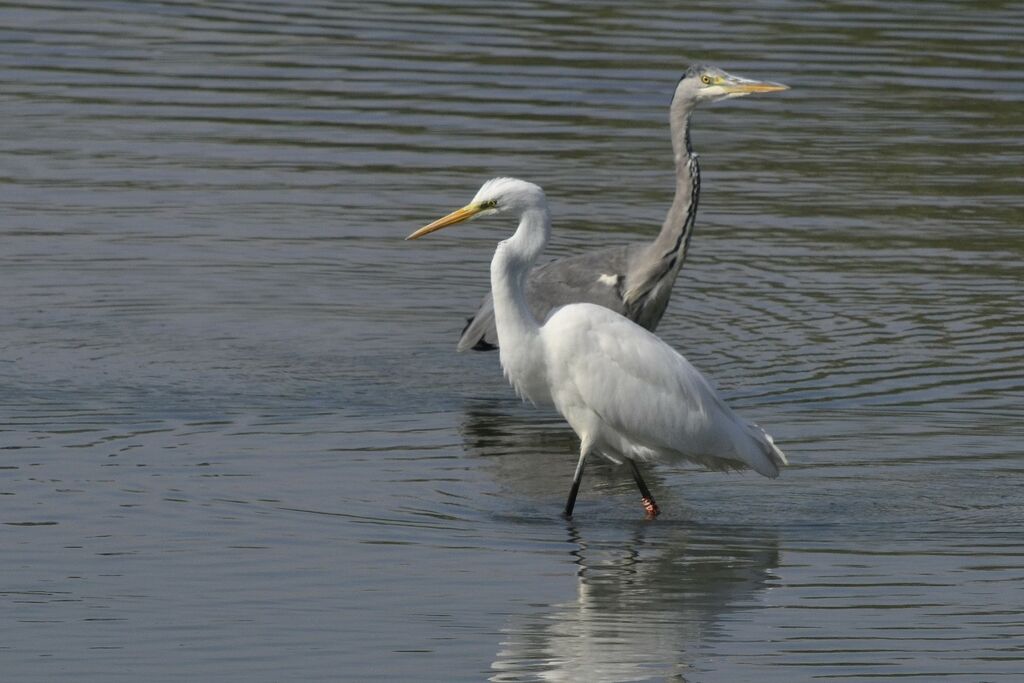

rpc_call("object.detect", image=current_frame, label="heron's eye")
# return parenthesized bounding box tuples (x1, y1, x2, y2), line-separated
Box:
(700, 75, 712, 85)
(481, 199, 498, 209)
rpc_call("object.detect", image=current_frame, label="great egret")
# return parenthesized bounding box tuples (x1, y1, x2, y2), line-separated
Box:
(456, 65, 788, 352)
(408, 177, 787, 518)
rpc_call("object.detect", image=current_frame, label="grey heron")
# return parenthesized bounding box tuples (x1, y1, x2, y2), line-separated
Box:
(456, 64, 788, 352)
(408, 177, 787, 518)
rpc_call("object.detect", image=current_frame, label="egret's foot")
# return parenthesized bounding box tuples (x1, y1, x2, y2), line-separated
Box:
(629, 459, 659, 519)
(642, 496, 660, 519)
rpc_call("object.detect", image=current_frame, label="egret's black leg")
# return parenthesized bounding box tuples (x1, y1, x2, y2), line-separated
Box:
(563, 451, 588, 518)
(628, 459, 660, 519)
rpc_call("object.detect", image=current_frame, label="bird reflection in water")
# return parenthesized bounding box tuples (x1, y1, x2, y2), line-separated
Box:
(489, 522, 781, 682)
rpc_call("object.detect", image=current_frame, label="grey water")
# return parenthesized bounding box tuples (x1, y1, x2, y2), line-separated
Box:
(2, 1, 1023, 681)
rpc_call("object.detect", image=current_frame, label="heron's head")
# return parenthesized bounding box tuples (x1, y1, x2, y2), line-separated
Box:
(407, 177, 546, 240)
(674, 64, 788, 107)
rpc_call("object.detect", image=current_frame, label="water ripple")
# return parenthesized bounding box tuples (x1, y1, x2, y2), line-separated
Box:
(2, 1, 1023, 681)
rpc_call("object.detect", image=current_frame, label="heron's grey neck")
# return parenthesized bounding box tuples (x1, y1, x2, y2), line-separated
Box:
(653, 101, 701, 265)
(624, 100, 701, 308)
(491, 207, 549, 359)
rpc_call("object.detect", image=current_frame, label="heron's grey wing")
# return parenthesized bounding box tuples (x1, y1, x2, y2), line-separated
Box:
(457, 245, 635, 352)
(457, 292, 498, 352)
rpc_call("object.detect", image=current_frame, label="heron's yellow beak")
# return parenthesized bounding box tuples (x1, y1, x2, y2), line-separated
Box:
(722, 79, 789, 95)
(406, 204, 482, 240)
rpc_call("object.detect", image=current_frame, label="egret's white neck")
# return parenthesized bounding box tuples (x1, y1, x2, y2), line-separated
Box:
(491, 206, 551, 401)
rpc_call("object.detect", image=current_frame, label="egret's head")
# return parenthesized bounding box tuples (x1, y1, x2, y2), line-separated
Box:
(674, 64, 788, 107)
(407, 177, 546, 240)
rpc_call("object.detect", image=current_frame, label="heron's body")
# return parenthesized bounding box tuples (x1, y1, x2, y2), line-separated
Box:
(409, 176, 787, 517)
(459, 236, 686, 351)
(457, 64, 785, 352)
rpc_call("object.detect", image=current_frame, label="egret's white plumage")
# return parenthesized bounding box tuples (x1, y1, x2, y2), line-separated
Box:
(408, 177, 786, 517)
(543, 304, 785, 478)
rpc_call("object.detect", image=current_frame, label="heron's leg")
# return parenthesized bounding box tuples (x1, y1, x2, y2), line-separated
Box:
(563, 449, 589, 518)
(628, 459, 660, 519)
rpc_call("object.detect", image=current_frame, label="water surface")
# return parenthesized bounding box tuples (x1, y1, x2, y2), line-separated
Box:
(2, 1, 1023, 681)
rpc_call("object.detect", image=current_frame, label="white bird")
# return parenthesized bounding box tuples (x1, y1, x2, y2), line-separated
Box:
(408, 178, 787, 518)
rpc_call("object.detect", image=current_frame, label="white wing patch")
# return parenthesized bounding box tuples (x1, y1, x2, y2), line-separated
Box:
(597, 273, 618, 286)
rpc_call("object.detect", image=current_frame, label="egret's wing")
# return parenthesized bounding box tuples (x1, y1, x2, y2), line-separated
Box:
(558, 306, 725, 448)
(458, 245, 635, 352)
(548, 304, 784, 476)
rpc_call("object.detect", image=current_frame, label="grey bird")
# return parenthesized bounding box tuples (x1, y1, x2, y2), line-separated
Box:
(456, 64, 788, 352)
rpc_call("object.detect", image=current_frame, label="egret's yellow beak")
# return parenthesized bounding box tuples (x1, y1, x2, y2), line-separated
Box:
(406, 204, 483, 240)
(722, 78, 789, 95)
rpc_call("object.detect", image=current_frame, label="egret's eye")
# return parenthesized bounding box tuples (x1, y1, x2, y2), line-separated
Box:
(481, 199, 498, 209)
(700, 75, 712, 85)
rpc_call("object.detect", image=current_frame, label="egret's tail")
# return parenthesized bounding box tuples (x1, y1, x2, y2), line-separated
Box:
(743, 422, 788, 478)
(762, 430, 788, 468)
